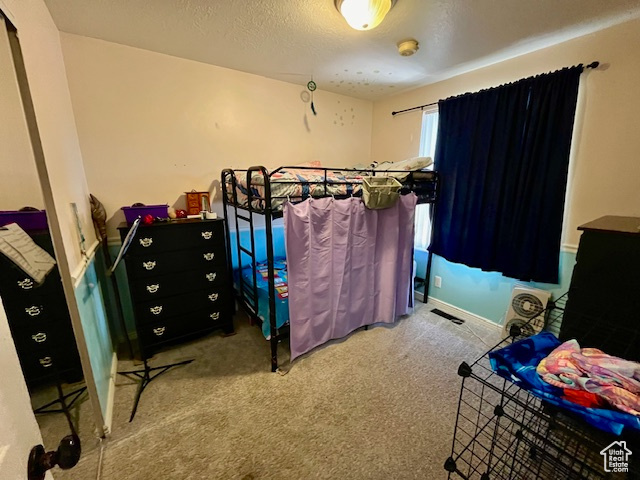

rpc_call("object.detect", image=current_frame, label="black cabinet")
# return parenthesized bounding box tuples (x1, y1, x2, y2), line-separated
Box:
(560, 216, 640, 361)
(0, 230, 83, 385)
(118, 219, 234, 359)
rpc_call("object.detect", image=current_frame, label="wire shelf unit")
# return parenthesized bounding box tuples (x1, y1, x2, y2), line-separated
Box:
(445, 294, 640, 480)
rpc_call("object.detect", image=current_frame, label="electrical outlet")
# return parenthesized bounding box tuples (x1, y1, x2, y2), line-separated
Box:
(434, 276, 442, 288)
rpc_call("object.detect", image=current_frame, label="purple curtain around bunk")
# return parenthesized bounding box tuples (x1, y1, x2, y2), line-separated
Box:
(284, 194, 417, 361)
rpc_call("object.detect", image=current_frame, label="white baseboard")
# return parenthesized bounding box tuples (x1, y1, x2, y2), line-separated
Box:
(102, 351, 118, 436)
(417, 293, 502, 331)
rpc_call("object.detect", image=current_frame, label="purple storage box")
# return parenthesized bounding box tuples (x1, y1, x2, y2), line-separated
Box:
(0, 210, 48, 230)
(121, 204, 169, 223)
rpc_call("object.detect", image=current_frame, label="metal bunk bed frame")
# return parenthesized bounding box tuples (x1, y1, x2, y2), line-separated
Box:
(221, 165, 438, 372)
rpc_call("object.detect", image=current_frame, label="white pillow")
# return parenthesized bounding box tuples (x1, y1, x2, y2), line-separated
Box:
(389, 156, 433, 171)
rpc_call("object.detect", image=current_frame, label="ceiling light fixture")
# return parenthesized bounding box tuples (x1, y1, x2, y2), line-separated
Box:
(335, 0, 397, 31)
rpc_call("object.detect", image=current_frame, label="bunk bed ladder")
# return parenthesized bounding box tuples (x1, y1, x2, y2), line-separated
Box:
(222, 169, 258, 314)
(247, 166, 280, 372)
(222, 168, 281, 372)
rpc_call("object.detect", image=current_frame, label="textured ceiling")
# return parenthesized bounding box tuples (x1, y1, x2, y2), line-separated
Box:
(45, 0, 640, 100)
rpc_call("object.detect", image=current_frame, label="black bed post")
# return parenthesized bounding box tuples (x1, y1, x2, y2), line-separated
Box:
(247, 166, 279, 372)
(422, 172, 439, 303)
(263, 173, 279, 372)
(221, 170, 236, 312)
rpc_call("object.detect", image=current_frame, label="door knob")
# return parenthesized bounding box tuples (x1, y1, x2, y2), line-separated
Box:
(28, 434, 81, 480)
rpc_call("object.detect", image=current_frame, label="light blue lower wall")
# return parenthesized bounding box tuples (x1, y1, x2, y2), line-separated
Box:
(110, 221, 570, 337)
(73, 252, 114, 419)
(414, 248, 576, 325)
(229, 223, 286, 268)
(230, 223, 573, 326)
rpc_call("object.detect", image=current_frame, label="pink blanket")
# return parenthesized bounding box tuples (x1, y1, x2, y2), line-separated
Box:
(537, 339, 640, 416)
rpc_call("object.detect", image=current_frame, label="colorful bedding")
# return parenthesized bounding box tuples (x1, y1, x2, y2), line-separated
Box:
(236, 258, 289, 338)
(224, 158, 433, 212)
(489, 331, 640, 435)
(537, 339, 640, 416)
(225, 167, 364, 212)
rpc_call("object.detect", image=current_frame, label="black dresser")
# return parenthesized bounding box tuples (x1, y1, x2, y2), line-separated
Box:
(0, 230, 83, 385)
(560, 216, 640, 362)
(118, 218, 234, 359)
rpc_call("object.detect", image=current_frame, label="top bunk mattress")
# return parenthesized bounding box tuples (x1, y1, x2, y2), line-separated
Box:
(225, 167, 364, 212)
(223, 157, 435, 213)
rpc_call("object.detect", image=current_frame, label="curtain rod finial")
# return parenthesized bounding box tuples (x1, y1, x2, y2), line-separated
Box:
(586, 61, 599, 69)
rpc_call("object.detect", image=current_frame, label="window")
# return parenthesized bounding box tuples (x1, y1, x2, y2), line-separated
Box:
(414, 108, 438, 250)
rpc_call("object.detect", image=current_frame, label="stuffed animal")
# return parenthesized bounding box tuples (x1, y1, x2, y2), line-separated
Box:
(89, 194, 107, 241)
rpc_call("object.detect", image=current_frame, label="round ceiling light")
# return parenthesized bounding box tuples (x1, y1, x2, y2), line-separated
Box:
(335, 0, 397, 31)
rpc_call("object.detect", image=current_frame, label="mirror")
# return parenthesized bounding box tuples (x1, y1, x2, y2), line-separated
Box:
(0, 12, 98, 468)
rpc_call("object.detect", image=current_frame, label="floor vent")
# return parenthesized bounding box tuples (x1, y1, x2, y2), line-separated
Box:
(431, 308, 465, 325)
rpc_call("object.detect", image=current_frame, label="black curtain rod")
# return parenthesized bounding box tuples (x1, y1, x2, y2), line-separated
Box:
(391, 61, 600, 116)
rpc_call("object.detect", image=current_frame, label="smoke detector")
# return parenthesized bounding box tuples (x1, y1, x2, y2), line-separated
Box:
(397, 39, 419, 56)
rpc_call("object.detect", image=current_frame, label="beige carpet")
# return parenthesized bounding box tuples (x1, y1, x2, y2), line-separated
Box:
(53, 303, 501, 480)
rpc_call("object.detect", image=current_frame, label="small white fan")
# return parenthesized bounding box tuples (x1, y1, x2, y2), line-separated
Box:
(502, 286, 551, 338)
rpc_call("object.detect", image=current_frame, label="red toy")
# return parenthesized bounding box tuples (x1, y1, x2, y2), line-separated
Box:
(175, 209, 187, 218)
(142, 214, 155, 225)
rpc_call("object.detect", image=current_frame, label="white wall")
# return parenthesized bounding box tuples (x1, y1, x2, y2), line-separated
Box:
(0, 0, 96, 270)
(371, 17, 640, 248)
(0, 14, 42, 211)
(59, 33, 374, 239)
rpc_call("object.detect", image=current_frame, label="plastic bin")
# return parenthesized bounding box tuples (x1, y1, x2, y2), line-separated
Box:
(121, 204, 169, 223)
(362, 176, 402, 209)
(0, 210, 48, 230)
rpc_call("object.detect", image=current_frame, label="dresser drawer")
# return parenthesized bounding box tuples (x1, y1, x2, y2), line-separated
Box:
(130, 268, 229, 302)
(0, 267, 64, 299)
(125, 246, 228, 279)
(12, 322, 76, 355)
(135, 288, 232, 325)
(2, 299, 69, 327)
(18, 347, 81, 382)
(139, 309, 232, 349)
(1, 289, 68, 319)
(124, 220, 226, 256)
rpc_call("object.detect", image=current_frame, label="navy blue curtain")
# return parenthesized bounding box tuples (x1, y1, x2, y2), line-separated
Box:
(430, 66, 582, 283)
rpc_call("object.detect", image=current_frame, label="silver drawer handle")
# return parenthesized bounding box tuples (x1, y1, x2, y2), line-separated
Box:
(208, 293, 219, 302)
(201, 231, 213, 240)
(146, 284, 160, 293)
(139, 237, 153, 247)
(39, 357, 53, 367)
(205, 272, 217, 282)
(153, 327, 165, 336)
(143, 261, 157, 270)
(32, 332, 47, 343)
(203, 252, 215, 261)
(150, 306, 163, 315)
(25, 306, 42, 317)
(18, 278, 34, 290)
(210, 312, 220, 321)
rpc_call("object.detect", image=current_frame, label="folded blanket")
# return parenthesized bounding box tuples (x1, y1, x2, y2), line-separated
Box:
(489, 332, 640, 435)
(537, 339, 640, 416)
(562, 389, 606, 409)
